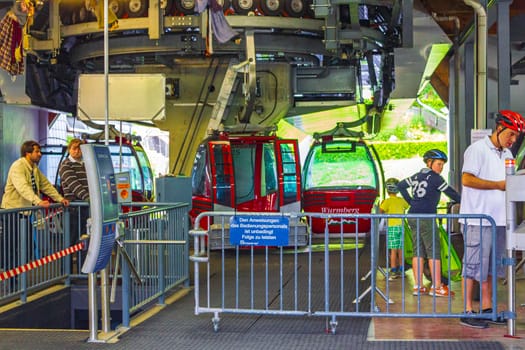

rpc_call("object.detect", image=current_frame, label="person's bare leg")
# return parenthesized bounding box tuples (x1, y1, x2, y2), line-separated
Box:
(390, 249, 397, 270)
(396, 249, 402, 270)
(462, 277, 474, 311)
(429, 258, 442, 287)
(412, 256, 424, 286)
(481, 276, 492, 310)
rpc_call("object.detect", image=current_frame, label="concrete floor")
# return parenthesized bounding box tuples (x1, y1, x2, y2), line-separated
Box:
(370, 267, 525, 348)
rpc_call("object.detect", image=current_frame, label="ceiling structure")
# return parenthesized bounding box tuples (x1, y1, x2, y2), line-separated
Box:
(420, 0, 525, 105)
(2, 0, 525, 176)
(0, 0, 525, 135)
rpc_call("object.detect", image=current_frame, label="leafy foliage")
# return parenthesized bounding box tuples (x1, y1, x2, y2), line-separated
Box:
(415, 83, 447, 111)
(371, 140, 447, 160)
(374, 124, 409, 141)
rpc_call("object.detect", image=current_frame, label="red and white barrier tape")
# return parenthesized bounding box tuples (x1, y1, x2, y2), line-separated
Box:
(0, 242, 85, 281)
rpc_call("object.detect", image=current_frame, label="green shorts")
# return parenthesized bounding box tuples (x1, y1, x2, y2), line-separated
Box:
(387, 225, 403, 249)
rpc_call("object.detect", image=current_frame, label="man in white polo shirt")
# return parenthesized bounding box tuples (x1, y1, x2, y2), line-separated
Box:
(459, 110, 525, 328)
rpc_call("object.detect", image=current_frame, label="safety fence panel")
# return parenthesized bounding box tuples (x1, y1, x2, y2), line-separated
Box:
(0, 202, 190, 331)
(190, 211, 501, 333)
(67, 202, 90, 275)
(0, 204, 68, 301)
(118, 203, 189, 325)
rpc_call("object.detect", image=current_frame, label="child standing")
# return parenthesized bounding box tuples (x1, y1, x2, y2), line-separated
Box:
(398, 149, 461, 297)
(380, 178, 409, 279)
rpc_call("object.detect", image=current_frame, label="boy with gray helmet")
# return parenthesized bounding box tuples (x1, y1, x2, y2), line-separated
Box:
(398, 149, 461, 297)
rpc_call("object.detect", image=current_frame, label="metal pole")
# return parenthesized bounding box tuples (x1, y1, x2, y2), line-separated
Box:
(324, 220, 329, 313)
(119, 121, 123, 171)
(87, 272, 99, 342)
(158, 219, 166, 304)
(65, 209, 71, 282)
(505, 158, 516, 336)
(101, 0, 112, 334)
(370, 217, 377, 311)
(100, 267, 111, 333)
(122, 254, 131, 327)
(104, 0, 109, 145)
(20, 217, 27, 302)
(463, 0, 487, 129)
(497, 0, 512, 110)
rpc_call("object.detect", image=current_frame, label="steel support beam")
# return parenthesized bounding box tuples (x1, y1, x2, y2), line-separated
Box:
(464, 41, 476, 130)
(497, 0, 512, 112)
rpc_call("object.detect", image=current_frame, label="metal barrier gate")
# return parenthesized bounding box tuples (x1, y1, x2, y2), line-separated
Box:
(0, 205, 68, 302)
(190, 211, 505, 333)
(0, 202, 190, 335)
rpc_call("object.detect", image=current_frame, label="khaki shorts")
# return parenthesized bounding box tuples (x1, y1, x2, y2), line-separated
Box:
(408, 218, 441, 260)
(462, 225, 506, 281)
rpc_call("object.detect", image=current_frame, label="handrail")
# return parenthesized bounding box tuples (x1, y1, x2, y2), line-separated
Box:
(0, 202, 190, 335)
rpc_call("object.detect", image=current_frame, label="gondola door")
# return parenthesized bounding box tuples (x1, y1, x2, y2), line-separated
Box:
(276, 139, 301, 213)
(208, 141, 236, 210)
(302, 139, 380, 236)
(231, 139, 279, 212)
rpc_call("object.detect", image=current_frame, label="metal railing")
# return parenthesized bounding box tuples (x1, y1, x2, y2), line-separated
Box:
(0, 202, 190, 330)
(190, 211, 502, 333)
(0, 204, 68, 302)
(117, 203, 190, 326)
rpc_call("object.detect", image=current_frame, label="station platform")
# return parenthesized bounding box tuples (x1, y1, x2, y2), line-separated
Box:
(0, 249, 524, 349)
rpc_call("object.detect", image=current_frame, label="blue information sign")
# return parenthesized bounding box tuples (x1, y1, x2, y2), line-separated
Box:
(230, 216, 289, 246)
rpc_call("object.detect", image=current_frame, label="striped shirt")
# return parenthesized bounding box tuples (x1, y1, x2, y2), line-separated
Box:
(58, 157, 89, 201)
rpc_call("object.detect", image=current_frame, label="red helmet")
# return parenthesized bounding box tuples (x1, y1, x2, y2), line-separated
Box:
(495, 110, 525, 132)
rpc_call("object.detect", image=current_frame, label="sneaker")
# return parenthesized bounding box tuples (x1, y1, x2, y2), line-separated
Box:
(460, 311, 489, 329)
(428, 284, 455, 297)
(412, 286, 429, 296)
(481, 308, 506, 325)
(394, 267, 403, 275)
(388, 268, 399, 281)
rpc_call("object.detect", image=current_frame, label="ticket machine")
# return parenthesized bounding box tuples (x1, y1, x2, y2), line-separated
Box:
(81, 144, 120, 273)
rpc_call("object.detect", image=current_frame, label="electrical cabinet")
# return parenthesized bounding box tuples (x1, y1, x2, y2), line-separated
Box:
(155, 176, 192, 209)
